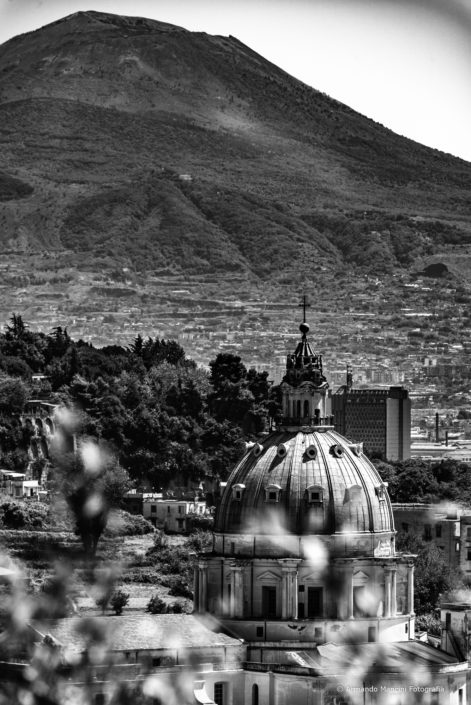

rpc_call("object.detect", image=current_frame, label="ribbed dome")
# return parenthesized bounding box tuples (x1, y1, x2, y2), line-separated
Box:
(215, 429, 394, 536)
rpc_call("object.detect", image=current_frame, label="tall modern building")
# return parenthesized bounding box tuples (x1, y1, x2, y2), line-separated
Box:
(332, 375, 411, 461)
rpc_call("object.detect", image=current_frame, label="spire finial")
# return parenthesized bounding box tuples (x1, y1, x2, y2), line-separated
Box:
(298, 293, 310, 324)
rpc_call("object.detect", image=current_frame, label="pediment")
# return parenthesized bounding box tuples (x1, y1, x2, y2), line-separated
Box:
(302, 572, 323, 582)
(353, 570, 369, 581)
(298, 381, 316, 391)
(257, 570, 281, 582)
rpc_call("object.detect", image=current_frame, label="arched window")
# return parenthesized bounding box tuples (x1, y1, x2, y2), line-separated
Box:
(252, 684, 259, 705)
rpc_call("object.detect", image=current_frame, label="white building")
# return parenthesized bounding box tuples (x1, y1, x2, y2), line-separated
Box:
(0, 470, 39, 498)
(143, 498, 209, 532)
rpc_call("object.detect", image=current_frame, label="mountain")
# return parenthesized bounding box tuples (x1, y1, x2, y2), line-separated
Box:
(1, 9, 470, 287)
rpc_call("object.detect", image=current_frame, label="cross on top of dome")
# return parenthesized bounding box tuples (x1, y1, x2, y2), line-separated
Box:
(285, 295, 326, 387)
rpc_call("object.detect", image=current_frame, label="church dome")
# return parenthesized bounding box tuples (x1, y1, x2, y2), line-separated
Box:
(214, 428, 393, 537)
(213, 308, 395, 559)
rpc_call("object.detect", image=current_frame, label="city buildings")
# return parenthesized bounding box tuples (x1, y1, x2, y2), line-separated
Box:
(332, 381, 411, 461)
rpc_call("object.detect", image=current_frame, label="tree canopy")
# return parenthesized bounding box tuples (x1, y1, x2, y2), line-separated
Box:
(0, 318, 273, 493)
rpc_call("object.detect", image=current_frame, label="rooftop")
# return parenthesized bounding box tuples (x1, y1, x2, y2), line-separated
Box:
(38, 614, 243, 653)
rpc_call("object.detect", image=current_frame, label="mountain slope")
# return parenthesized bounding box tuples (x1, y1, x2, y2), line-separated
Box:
(0, 10, 470, 282)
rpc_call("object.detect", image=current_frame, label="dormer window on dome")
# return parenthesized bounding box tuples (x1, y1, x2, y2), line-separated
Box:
(265, 484, 281, 503)
(252, 443, 263, 457)
(305, 444, 317, 460)
(306, 484, 324, 504)
(232, 484, 246, 501)
(330, 444, 344, 458)
(277, 443, 288, 458)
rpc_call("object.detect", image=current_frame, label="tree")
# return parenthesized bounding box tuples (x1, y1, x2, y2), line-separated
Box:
(5, 314, 27, 339)
(51, 424, 132, 557)
(110, 590, 130, 615)
(0, 376, 29, 413)
(396, 532, 456, 614)
(46, 326, 71, 362)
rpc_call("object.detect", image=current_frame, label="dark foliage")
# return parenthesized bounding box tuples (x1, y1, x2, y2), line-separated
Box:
(110, 589, 130, 615)
(396, 532, 459, 614)
(0, 317, 270, 497)
(375, 458, 471, 505)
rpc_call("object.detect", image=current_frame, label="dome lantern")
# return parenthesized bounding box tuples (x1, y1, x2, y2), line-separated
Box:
(280, 301, 332, 429)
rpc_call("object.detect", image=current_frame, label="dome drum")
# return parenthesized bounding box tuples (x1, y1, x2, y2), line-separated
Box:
(196, 551, 415, 641)
(212, 530, 396, 560)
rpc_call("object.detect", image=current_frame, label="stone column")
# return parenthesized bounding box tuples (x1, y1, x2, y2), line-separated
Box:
(347, 565, 354, 619)
(194, 564, 200, 612)
(384, 567, 392, 618)
(230, 564, 244, 618)
(407, 563, 415, 616)
(280, 560, 300, 620)
(198, 560, 208, 612)
(291, 567, 299, 620)
(391, 567, 397, 617)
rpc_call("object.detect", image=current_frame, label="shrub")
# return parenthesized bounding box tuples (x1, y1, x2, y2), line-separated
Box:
(415, 612, 441, 637)
(146, 594, 167, 614)
(186, 514, 213, 533)
(0, 498, 49, 530)
(104, 509, 155, 537)
(122, 568, 161, 584)
(167, 576, 193, 600)
(95, 593, 111, 614)
(186, 530, 212, 553)
(110, 589, 130, 615)
(167, 601, 189, 614)
(147, 531, 169, 554)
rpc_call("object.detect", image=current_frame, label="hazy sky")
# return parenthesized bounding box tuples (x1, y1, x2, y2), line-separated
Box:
(1, 0, 470, 162)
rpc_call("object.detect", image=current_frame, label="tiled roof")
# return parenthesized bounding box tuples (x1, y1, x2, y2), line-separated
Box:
(317, 641, 462, 672)
(38, 614, 243, 653)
